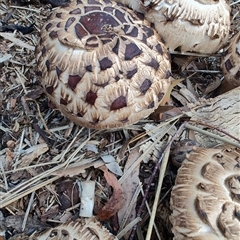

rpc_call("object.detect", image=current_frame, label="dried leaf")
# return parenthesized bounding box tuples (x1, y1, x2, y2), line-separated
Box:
(97, 166, 125, 221)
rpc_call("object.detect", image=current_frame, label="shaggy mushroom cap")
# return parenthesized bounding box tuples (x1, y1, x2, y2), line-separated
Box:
(9, 217, 117, 240)
(221, 31, 240, 87)
(121, 0, 230, 53)
(35, 0, 171, 129)
(170, 146, 240, 240)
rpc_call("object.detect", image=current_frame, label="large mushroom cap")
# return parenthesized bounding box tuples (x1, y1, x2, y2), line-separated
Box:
(221, 31, 240, 87)
(170, 146, 240, 240)
(141, 0, 231, 53)
(35, 0, 171, 129)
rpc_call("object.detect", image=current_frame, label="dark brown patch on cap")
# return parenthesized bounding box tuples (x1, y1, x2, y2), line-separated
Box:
(77, 0, 83, 4)
(86, 90, 97, 105)
(126, 68, 137, 79)
(46, 85, 54, 95)
(84, 6, 101, 12)
(142, 25, 154, 37)
(127, 26, 138, 37)
(49, 31, 58, 39)
(104, 6, 114, 14)
(41, 46, 46, 55)
(65, 17, 76, 31)
(166, 70, 171, 78)
(148, 101, 154, 109)
(56, 66, 62, 78)
(39, 38, 43, 45)
(75, 23, 88, 40)
(155, 43, 163, 55)
(68, 75, 81, 90)
(235, 71, 240, 79)
(158, 92, 165, 101)
(225, 59, 233, 71)
(101, 39, 112, 45)
(111, 96, 127, 110)
(115, 9, 127, 24)
(56, 22, 61, 28)
(135, 12, 144, 21)
(112, 39, 120, 55)
(45, 23, 53, 31)
(147, 58, 159, 70)
(86, 65, 92, 72)
(103, 0, 111, 4)
(88, 0, 101, 4)
(79, 12, 119, 35)
(115, 75, 120, 81)
(56, 13, 62, 18)
(140, 79, 152, 94)
(70, 8, 82, 14)
(60, 98, 68, 105)
(123, 25, 130, 34)
(46, 60, 50, 71)
(125, 43, 142, 60)
(99, 57, 113, 70)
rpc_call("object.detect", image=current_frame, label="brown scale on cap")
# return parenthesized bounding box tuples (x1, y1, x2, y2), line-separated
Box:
(35, 0, 171, 129)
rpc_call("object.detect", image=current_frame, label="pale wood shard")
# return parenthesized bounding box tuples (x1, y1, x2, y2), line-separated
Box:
(187, 86, 240, 147)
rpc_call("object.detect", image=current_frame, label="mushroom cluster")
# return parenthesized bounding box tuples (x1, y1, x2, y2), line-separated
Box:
(221, 31, 240, 88)
(35, 0, 171, 129)
(170, 146, 240, 240)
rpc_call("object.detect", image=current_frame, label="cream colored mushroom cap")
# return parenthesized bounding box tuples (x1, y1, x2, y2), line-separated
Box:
(35, 0, 171, 129)
(122, 0, 230, 53)
(221, 31, 240, 87)
(170, 146, 240, 240)
(9, 217, 117, 240)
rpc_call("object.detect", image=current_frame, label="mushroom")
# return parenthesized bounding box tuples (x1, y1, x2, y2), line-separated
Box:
(9, 217, 117, 240)
(221, 31, 240, 89)
(117, 0, 231, 54)
(170, 146, 240, 240)
(35, 0, 171, 129)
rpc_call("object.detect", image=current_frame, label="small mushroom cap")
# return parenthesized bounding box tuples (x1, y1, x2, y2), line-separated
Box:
(221, 31, 240, 87)
(170, 146, 240, 240)
(129, 0, 231, 53)
(35, 0, 171, 129)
